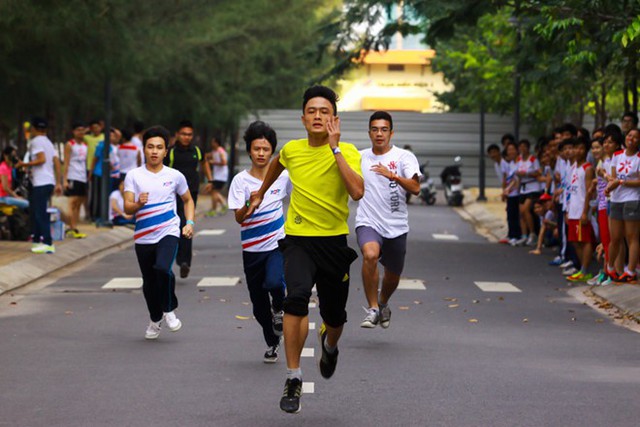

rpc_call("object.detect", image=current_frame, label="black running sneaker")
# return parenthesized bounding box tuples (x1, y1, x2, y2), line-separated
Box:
(263, 343, 279, 363)
(272, 310, 284, 336)
(179, 262, 190, 279)
(279, 378, 302, 413)
(317, 323, 339, 379)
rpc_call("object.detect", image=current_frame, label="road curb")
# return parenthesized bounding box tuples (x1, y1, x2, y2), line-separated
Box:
(588, 285, 640, 323)
(454, 189, 506, 243)
(0, 227, 134, 296)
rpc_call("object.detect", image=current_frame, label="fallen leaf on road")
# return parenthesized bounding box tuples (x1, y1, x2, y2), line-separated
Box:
(65, 311, 73, 315)
(235, 315, 250, 320)
(448, 304, 459, 308)
(498, 296, 505, 301)
(522, 318, 529, 323)
(485, 298, 492, 302)
(472, 300, 480, 304)
(571, 317, 577, 322)
(413, 300, 422, 305)
(242, 302, 250, 306)
(198, 289, 205, 292)
(468, 318, 479, 323)
(595, 319, 604, 323)
(219, 299, 227, 302)
(202, 296, 210, 300)
(444, 297, 457, 302)
(399, 306, 410, 310)
(9, 302, 17, 305)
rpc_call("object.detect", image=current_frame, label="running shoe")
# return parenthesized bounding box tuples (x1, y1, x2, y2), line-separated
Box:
(548, 256, 563, 266)
(562, 267, 578, 276)
(379, 305, 392, 329)
(65, 229, 87, 239)
(559, 260, 574, 269)
(525, 235, 537, 246)
(272, 310, 284, 336)
(264, 342, 280, 363)
(220, 205, 229, 215)
(205, 210, 218, 217)
(163, 311, 182, 332)
(605, 268, 620, 282)
(179, 262, 190, 279)
(498, 238, 510, 244)
(359, 307, 379, 328)
(508, 238, 518, 246)
(145, 321, 161, 340)
(317, 323, 338, 379)
(600, 276, 615, 286)
(567, 272, 592, 282)
(280, 378, 302, 413)
(31, 244, 55, 254)
(615, 272, 637, 284)
(511, 237, 527, 247)
(587, 272, 606, 286)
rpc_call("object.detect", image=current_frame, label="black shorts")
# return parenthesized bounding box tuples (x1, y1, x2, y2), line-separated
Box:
(278, 235, 358, 328)
(212, 180, 226, 190)
(519, 191, 542, 204)
(64, 180, 88, 197)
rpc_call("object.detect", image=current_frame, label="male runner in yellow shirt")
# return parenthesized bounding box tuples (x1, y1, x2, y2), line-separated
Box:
(248, 85, 364, 413)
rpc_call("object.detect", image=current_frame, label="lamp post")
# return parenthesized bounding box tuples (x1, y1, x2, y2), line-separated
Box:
(477, 98, 487, 202)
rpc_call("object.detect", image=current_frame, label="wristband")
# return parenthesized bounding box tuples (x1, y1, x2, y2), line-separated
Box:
(332, 146, 341, 155)
(245, 200, 251, 207)
(186, 220, 195, 225)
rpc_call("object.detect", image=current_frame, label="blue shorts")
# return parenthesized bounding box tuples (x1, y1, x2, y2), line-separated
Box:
(356, 226, 407, 275)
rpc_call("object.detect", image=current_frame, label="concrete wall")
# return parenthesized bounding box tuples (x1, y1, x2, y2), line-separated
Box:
(237, 110, 532, 188)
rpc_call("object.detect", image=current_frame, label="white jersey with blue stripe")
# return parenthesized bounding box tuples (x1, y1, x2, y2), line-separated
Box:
(124, 165, 189, 244)
(228, 170, 291, 252)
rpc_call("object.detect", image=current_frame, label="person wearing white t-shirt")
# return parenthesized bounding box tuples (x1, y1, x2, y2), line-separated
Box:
(502, 143, 522, 245)
(605, 128, 640, 283)
(229, 121, 291, 363)
(515, 139, 542, 247)
(207, 136, 229, 215)
(63, 122, 89, 239)
(16, 117, 62, 254)
(117, 129, 142, 176)
(110, 179, 135, 225)
(132, 120, 145, 165)
(356, 111, 421, 329)
(123, 126, 195, 340)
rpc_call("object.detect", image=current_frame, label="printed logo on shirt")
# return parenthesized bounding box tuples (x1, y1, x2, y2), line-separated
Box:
(619, 160, 633, 175)
(163, 181, 173, 187)
(270, 188, 282, 195)
(388, 161, 397, 171)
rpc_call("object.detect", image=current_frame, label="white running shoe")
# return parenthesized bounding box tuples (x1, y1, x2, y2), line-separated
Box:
(525, 235, 536, 246)
(379, 305, 392, 329)
(145, 321, 161, 340)
(31, 244, 55, 254)
(559, 260, 574, 269)
(512, 236, 527, 246)
(360, 307, 379, 328)
(508, 238, 518, 246)
(562, 267, 578, 276)
(163, 311, 182, 332)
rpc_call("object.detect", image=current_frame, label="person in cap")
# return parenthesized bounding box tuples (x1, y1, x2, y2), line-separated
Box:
(529, 193, 557, 255)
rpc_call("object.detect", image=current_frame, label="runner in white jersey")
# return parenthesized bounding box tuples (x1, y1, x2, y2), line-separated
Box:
(356, 111, 421, 329)
(566, 136, 595, 282)
(207, 136, 229, 215)
(228, 121, 292, 363)
(605, 128, 640, 283)
(63, 122, 89, 239)
(117, 129, 142, 175)
(123, 126, 195, 340)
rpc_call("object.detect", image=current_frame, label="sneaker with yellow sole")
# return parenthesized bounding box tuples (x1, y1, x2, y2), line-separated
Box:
(567, 272, 592, 282)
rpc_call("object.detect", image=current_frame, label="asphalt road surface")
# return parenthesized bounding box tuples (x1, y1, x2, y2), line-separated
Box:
(1, 201, 638, 427)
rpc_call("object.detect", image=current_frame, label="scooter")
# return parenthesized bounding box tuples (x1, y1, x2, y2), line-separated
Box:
(418, 161, 437, 205)
(440, 156, 464, 207)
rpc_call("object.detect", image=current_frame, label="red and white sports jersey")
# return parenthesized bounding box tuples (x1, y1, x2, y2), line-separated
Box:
(610, 150, 640, 203)
(66, 140, 88, 182)
(118, 142, 141, 175)
(567, 162, 591, 220)
(516, 155, 542, 194)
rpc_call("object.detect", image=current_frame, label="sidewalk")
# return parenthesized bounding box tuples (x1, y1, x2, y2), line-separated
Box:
(0, 195, 211, 296)
(456, 187, 640, 323)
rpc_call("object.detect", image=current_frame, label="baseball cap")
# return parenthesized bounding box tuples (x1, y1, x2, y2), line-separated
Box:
(539, 193, 552, 201)
(31, 117, 48, 129)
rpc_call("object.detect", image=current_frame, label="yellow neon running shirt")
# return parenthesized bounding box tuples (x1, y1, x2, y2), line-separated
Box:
(279, 138, 362, 236)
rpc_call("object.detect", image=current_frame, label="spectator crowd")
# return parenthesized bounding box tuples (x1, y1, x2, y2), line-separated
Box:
(487, 112, 640, 285)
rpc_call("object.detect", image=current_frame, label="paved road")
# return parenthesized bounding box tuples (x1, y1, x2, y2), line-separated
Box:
(1, 201, 638, 427)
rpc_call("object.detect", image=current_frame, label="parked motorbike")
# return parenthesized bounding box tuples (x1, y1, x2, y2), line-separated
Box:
(440, 156, 464, 207)
(418, 161, 437, 205)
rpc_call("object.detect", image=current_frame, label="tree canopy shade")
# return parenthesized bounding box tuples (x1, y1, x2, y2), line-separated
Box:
(329, 0, 640, 131)
(0, 0, 337, 145)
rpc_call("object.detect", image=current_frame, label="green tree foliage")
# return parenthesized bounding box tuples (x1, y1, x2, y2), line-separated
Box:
(0, 0, 336, 144)
(332, 0, 640, 130)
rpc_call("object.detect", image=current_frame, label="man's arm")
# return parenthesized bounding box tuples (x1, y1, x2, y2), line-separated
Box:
(53, 156, 62, 195)
(180, 190, 195, 239)
(201, 158, 213, 194)
(327, 117, 364, 200)
(581, 166, 595, 224)
(246, 155, 285, 217)
(370, 163, 420, 195)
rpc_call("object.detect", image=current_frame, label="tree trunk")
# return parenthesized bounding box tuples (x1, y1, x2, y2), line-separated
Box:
(599, 80, 607, 128)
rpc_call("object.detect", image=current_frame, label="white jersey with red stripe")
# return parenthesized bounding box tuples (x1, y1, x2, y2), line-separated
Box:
(66, 140, 88, 182)
(228, 170, 291, 252)
(118, 142, 141, 175)
(124, 165, 189, 244)
(516, 154, 542, 194)
(567, 162, 591, 220)
(610, 149, 640, 203)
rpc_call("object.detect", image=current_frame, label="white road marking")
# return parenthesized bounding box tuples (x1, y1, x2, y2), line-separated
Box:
(302, 382, 314, 394)
(196, 229, 226, 236)
(308, 322, 316, 330)
(197, 277, 240, 287)
(432, 233, 459, 241)
(301, 348, 315, 358)
(474, 281, 522, 293)
(102, 278, 142, 289)
(308, 302, 317, 308)
(397, 279, 426, 290)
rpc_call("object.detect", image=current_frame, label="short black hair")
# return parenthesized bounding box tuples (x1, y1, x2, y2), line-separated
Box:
(302, 85, 338, 116)
(142, 126, 171, 149)
(518, 139, 531, 149)
(369, 111, 393, 130)
(177, 120, 193, 131)
(89, 119, 100, 126)
(501, 133, 515, 145)
(71, 121, 85, 130)
(487, 144, 500, 153)
(121, 129, 132, 142)
(2, 145, 16, 158)
(603, 124, 624, 148)
(574, 134, 590, 151)
(622, 111, 639, 125)
(561, 122, 578, 137)
(558, 138, 575, 151)
(243, 121, 277, 153)
(591, 137, 604, 147)
(133, 120, 144, 133)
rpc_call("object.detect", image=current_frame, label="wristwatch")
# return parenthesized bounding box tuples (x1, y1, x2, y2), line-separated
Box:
(332, 146, 341, 155)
